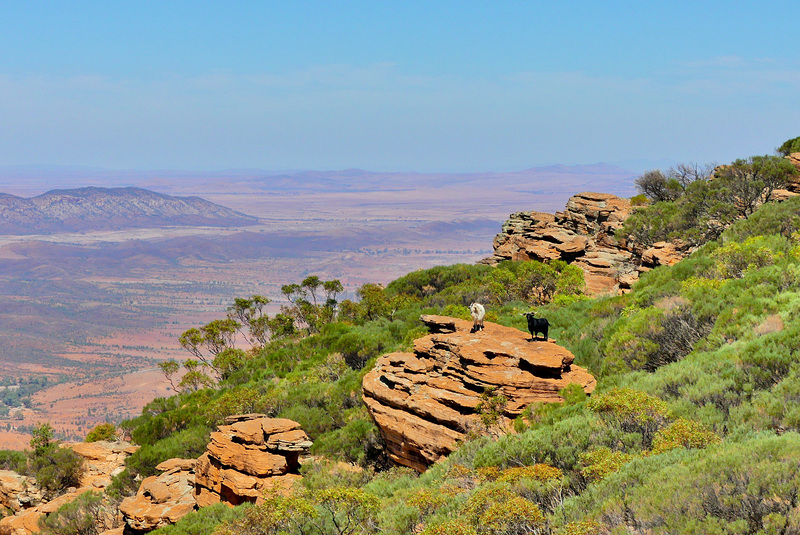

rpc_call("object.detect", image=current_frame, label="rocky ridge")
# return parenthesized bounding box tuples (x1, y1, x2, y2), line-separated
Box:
(362, 315, 596, 472)
(0, 187, 258, 234)
(484, 192, 687, 294)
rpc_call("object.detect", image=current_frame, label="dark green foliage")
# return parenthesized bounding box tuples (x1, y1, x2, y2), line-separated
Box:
(38, 491, 113, 535)
(0, 450, 26, 472)
(26, 423, 84, 500)
(777, 135, 800, 156)
(635, 169, 682, 202)
(126, 425, 211, 478)
(387, 264, 492, 298)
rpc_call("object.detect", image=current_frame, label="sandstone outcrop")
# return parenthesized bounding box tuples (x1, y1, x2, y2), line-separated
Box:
(0, 441, 137, 535)
(484, 192, 691, 294)
(72, 441, 139, 490)
(193, 415, 311, 508)
(786, 153, 800, 193)
(0, 471, 42, 514)
(119, 459, 197, 533)
(362, 315, 596, 472)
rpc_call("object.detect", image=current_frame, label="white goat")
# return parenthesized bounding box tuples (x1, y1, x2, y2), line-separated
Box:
(469, 302, 485, 333)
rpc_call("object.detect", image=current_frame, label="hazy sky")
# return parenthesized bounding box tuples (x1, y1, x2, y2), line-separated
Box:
(1, 1, 798, 172)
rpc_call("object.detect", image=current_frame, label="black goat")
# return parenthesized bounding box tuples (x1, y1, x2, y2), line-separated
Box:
(523, 312, 549, 341)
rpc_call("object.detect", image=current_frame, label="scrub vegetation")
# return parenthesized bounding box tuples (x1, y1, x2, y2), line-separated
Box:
(19, 138, 800, 534)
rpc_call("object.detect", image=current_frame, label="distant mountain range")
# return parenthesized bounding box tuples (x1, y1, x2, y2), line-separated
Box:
(0, 187, 258, 234)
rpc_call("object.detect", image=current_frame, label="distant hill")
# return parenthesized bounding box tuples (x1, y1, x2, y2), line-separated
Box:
(0, 186, 258, 234)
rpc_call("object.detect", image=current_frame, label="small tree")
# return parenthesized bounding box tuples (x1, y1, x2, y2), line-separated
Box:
(227, 295, 272, 347)
(777, 135, 800, 156)
(667, 162, 714, 190)
(717, 155, 798, 217)
(635, 169, 681, 202)
(27, 423, 84, 500)
(282, 276, 345, 333)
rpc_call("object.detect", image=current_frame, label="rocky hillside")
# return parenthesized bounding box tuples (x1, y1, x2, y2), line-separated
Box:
(0, 187, 257, 234)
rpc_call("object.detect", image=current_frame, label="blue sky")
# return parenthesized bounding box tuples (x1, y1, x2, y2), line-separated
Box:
(1, 1, 798, 172)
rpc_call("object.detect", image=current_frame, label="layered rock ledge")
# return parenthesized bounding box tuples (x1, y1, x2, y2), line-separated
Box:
(193, 415, 312, 508)
(362, 315, 596, 472)
(119, 459, 196, 533)
(484, 192, 689, 294)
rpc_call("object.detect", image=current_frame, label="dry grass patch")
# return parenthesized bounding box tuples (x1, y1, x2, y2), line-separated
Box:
(755, 314, 784, 336)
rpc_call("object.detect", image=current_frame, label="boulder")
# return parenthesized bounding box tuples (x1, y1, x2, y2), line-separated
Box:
(0, 471, 41, 513)
(193, 416, 311, 507)
(71, 440, 139, 490)
(362, 315, 596, 472)
(786, 153, 800, 192)
(119, 460, 196, 532)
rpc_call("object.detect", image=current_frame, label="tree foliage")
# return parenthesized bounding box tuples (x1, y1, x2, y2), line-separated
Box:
(777, 135, 800, 156)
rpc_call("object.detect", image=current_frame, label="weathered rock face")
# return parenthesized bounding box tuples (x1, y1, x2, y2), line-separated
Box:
(0, 441, 138, 535)
(485, 192, 690, 294)
(193, 415, 311, 508)
(71, 441, 139, 490)
(786, 153, 800, 193)
(362, 315, 596, 472)
(119, 459, 197, 533)
(0, 471, 42, 514)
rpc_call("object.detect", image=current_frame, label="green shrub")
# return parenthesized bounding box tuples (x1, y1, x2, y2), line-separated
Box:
(0, 450, 26, 472)
(579, 447, 634, 483)
(38, 491, 113, 535)
(153, 503, 241, 535)
(588, 388, 670, 447)
(777, 135, 800, 156)
(479, 495, 544, 534)
(126, 425, 210, 478)
(26, 423, 84, 500)
(564, 434, 800, 534)
(650, 418, 720, 454)
(420, 519, 478, 535)
(85, 423, 116, 443)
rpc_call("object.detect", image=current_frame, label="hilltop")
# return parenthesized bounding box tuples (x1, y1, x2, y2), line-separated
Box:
(0, 187, 258, 234)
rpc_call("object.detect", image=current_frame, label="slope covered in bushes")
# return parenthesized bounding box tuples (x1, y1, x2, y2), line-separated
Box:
(20, 141, 800, 533)
(112, 194, 800, 535)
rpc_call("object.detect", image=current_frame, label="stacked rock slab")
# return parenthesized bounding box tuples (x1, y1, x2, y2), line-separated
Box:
(194, 415, 312, 507)
(787, 153, 800, 192)
(485, 192, 691, 294)
(487, 192, 636, 294)
(362, 315, 596, 472)
(118, 459, 196, 533)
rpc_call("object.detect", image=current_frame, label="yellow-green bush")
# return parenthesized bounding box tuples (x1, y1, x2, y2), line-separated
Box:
(650, 418, 720, 454)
